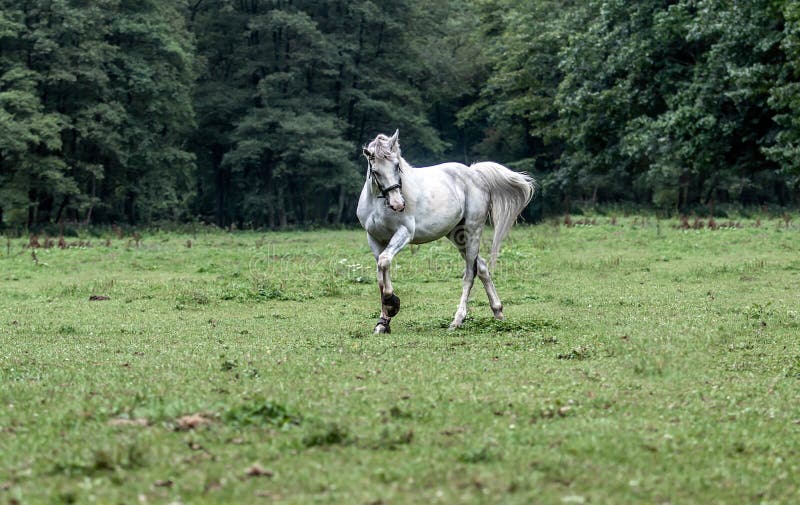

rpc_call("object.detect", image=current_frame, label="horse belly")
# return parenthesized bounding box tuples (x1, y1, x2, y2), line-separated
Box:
(410, 200, 463, 243)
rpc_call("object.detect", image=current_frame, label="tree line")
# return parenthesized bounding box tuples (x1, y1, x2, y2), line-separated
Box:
(1, 0, 798, 229)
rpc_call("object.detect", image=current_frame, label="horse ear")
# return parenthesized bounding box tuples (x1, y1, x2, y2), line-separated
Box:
(388, 129, 400, 152)
(362, 147, 371, 158)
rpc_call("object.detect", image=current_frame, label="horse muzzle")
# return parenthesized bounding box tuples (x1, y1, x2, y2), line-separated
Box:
(386, 200, 405, 212)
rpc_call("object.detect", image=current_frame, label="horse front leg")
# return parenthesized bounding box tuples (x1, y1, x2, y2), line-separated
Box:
(369, 227, 412, 334)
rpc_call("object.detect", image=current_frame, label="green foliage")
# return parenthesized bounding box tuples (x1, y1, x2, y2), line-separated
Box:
(468, 0, 800, 213)
(0, 0, 196, 228)
(766, 0, 800, 188)
(1, 0, 798, 228)
(188, 0, 482, 227)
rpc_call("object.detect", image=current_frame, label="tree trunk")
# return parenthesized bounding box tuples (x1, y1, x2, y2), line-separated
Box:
(278, 185, 287, 229)
(55, 196, 68, 224)
(28, 189, 37, 230)
(346, 14, 365, 125)
(334, 185, 346, 225)
(213, 146, 226, 227)
(85, 176, 96, 225)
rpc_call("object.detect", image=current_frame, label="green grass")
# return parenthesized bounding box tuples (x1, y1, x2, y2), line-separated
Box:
(1, 217, 799, 504)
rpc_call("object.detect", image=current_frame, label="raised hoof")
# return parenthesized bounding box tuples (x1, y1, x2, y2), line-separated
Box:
(382, 293, 401, 317)
(374, 317, 391, 334)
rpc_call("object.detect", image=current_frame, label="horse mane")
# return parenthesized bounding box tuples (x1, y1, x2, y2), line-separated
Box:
(366, 134, 400, 160)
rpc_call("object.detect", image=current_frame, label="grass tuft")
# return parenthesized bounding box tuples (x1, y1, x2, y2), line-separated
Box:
(302, 422, 350, 448)
(223, 398, 301, 428)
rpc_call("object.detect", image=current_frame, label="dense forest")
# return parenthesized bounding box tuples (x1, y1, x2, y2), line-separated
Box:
(1, 0, 799, 229)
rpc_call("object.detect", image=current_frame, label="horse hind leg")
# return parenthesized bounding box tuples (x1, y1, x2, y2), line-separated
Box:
(448, 231, 503, 324)
(448, 228, 480, 330)
(476, 256, 504, 320)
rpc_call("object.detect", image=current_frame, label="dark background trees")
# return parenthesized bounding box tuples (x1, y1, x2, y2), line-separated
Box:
(0, 0, 196, 228)
(1, 0, 798, 230)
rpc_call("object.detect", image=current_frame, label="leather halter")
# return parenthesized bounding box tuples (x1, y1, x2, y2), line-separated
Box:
(368, 158, 403, 198)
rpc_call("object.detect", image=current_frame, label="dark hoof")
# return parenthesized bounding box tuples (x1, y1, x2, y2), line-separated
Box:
(382, 294, 400, 317)
(374, 317, 391, 334)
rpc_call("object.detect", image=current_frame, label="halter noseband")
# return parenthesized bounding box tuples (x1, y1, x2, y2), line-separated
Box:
(368, 158, 403, 199)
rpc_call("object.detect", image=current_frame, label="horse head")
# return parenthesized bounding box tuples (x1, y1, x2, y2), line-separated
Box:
(363, 130, 405, 212)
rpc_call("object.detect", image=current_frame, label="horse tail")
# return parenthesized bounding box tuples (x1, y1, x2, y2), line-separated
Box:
(472, 162, 536, 271)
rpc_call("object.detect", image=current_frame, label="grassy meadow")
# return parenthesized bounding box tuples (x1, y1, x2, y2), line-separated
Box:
(1, 216, 799, 504)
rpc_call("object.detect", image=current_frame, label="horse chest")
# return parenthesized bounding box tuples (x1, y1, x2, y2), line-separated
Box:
(361, 207, 405, 242)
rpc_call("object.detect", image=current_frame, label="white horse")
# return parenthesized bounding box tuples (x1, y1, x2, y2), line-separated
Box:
(357, 130, 535, 333)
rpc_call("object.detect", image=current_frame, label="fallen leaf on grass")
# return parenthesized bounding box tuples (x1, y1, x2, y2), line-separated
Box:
(441, 426, 467, 436)
(154, 479, 173, 488)
(108, 417, 149, 427)
(176, 414, 212, 431)
(204, 479, 223, 493)
(255, 490, 282, 499)
(245, 463, 274, 478)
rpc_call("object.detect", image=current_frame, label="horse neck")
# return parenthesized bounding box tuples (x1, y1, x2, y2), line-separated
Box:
(364, 176, 379, 199)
